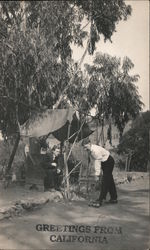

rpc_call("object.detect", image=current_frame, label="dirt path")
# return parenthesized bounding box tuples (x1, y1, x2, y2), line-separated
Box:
(0, 176, 149, 250)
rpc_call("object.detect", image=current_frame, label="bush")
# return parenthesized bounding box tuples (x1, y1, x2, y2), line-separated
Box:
(117, 111, 150, 171)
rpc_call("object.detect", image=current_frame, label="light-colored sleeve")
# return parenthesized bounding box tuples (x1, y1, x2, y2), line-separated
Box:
(94, 160, 102, 176)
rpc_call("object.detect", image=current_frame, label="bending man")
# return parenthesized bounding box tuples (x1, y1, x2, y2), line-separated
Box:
(82, 139, 118, 207)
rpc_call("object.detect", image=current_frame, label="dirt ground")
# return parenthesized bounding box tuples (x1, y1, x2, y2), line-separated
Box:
(0, 174, 149, 250)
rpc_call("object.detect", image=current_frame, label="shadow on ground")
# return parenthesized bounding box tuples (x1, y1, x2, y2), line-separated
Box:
(0, 177, 149, 250)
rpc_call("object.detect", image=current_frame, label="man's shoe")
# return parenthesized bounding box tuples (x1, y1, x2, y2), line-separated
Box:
(107, 199, 118, 204)
(91, 202, 101, 208)
(89, 200, 102, 208)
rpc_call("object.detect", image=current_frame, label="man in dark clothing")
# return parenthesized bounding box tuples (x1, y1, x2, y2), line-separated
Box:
(100, 154, 117, 204)
(82, 139, 118, 207)
(42, 146, 63, 191)
(50, 146, 63, 191)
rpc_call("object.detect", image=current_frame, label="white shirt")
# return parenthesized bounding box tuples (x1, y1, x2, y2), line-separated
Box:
(90, 144, 110, 162)
(94, 159, 101, 175)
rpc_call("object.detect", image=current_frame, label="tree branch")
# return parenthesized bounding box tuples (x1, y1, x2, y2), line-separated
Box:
(53, 38, 90, 109)
(0, 95, 41, 111)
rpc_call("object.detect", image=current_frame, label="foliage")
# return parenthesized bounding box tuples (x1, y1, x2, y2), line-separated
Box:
(65, 63, 90, 113)
(85, 53, 143, 137)
(0, 1, 132, 139)
(74, 0, 132, 54)
(0, 1, 86, 137)
(117, 111, 150, 171)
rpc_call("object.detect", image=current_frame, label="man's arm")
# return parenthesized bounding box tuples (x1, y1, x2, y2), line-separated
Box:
(90, 151, 103, 161)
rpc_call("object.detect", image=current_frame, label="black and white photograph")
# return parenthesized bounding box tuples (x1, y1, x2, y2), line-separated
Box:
(0, 1, 149, 250)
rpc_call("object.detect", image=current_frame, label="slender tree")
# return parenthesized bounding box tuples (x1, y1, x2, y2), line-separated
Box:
(85, 53, 143, 138)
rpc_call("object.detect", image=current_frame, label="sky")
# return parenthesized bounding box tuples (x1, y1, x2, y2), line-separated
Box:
(72, 0, 149, 111)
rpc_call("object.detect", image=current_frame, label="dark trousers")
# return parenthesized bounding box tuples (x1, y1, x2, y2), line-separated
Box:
(44, 168, 62, 190)
(99, 155, 117, 202)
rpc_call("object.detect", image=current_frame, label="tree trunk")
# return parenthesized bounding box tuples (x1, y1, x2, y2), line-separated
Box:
(128, 153, 132, 172)
(147, 128, 150, 172)
(125, 155, 129, 172)
(96, 118, 99, 145)
(64, 123, 71, 199)
(64, 150, 70, 199)
(6, 133, 20, 174)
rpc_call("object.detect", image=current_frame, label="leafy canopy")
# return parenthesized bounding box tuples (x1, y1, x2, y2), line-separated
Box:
(0, 0, 132, 138)
(85, 53, 143, 136)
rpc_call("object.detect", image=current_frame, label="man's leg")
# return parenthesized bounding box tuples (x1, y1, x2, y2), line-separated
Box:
(44, 170, 49, 191)
(99, 171, 111, 203)
(99, 155, 117, 204)
(109, 174, 117, 201)
(104, 156, 118, 202)
(54, 173, 63, 191)
(47, 169, 56, 189)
